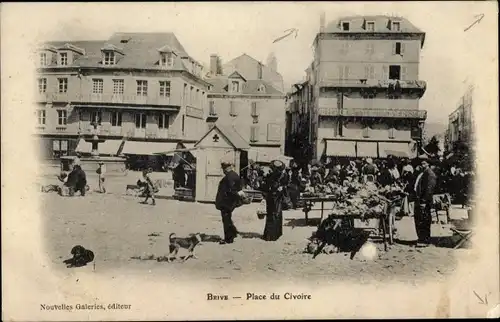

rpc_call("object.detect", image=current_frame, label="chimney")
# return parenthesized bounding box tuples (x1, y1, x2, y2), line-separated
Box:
(257, 62, 263, 80)
(210, 54, 218, 75)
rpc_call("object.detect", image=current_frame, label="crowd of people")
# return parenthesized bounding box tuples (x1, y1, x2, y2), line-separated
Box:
(215, 154, 474, 247)
(42, 152, 473, 248)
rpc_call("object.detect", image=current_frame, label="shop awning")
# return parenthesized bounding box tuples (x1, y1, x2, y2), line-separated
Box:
(248, 147, 290, 164)
(356, 142, 378, 158)
(121, 141, 178, 155)
(75, 139, 124, 155)
(379, 142, 411, 158)
(325, 140, 356, 157)
(75, 139, 92, 154)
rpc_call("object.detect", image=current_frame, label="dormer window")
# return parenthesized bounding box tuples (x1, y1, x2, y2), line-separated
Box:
(101, 44, 124, 66)
(366, 21, 375, 32)
(160, 52, 174, 68)
(59, 52, 68, 66)
(258, 84, 265, 93)
(103, 51, 115, 65)
(391, 21, 401, 31)
(341, 21, 350, 31)
(39, 52, 47, 66)
(231, 81, 240, 93)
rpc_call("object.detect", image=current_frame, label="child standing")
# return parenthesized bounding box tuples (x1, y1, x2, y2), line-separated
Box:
(97, 161, 106, 193)
(141, 168, 156, 206)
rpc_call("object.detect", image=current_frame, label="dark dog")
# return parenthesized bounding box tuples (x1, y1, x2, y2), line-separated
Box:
(166, 233, 202, 262)
(63, 245, 95, 268)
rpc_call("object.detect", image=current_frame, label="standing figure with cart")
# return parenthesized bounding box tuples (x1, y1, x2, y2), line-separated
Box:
(261, 160, 288, 241)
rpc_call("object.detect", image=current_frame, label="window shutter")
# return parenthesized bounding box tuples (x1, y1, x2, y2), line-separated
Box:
(364, 66, 369, 79)
(365, 43, 370, 55)
(382, 66, 389, 79)
(401, 43, 405, 55)
(392, 43, 397, 55)
(338, 65, 344, 79)
(401, 66, 407, 81)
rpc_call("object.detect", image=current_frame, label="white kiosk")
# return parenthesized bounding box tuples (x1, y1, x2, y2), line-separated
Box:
(194, 123, 250, 203)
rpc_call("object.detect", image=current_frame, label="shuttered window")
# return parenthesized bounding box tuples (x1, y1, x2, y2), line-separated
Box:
(364, 65, 375, 79)
(401, 66, 408, 81)
(382, 66, 389, 80)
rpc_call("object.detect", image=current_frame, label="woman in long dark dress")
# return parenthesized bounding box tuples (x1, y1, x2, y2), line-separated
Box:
(262, 160, 288, 241)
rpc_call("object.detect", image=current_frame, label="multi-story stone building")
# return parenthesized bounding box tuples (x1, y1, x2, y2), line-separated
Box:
(35, 32, 210, 162)
(285, 77, 313, 164)
(290, 15, 428, 161)
(445, 85, 474, 152)
(205, 54, 286, 163)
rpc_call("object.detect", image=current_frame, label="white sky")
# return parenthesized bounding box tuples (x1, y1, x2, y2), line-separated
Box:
(2, 2, 497, 124)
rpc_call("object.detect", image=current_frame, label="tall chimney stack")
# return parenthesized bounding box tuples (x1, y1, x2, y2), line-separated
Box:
(210, 54, 218, 75)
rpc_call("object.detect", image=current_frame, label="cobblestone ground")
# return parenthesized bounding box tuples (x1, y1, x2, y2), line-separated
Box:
(37, 171, 471, 285)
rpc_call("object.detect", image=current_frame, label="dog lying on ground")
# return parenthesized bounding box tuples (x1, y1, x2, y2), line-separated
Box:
(158, 233, 202, 262)
(63, 245, 95, 268)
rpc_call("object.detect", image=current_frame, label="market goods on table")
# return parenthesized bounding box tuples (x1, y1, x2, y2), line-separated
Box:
(304, 182, 406, 257)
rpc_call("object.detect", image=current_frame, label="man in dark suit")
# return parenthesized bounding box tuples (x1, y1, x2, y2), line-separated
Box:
(413, 160, 437, 247)
(215, 161, 244, 244)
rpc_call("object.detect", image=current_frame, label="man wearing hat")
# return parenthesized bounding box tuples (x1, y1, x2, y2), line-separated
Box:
(215, 160, 244, 244)
(413, 159, 437, 247)
(97, 161, 106, 193)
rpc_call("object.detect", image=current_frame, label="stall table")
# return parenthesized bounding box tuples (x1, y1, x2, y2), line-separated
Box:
(302, 195, 405, 251)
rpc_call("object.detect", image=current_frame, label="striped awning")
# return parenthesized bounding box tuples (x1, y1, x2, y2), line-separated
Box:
(121, 141, 178, 155)
(75, 139, 123, 155)
(325, 140, 356, 157)
(379, 142, 411, 158)
(356, 142, 378, 158)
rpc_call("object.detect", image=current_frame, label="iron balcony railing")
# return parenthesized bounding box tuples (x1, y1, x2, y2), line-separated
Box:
(35, 92, 177, 106)
(318, 107, 427, 119)
(319, 78, 427, 90)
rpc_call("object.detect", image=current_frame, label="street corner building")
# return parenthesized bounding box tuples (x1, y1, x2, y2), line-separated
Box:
(34, 32, 211, 168)
(204, 53, 287, 164)
(286, 15, 428, 162)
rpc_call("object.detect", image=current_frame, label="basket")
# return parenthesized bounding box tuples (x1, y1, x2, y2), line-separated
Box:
(256, 211, 266, 220)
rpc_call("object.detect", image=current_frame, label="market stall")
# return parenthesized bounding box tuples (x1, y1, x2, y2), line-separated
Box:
(302, 182, 407, 253)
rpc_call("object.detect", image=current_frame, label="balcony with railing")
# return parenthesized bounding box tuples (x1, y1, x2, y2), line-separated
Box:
(318, 107, 427, 119)
(78, 93, 178, 107)
(36, 92, 72, 103)
(319, 78, 427, 95)
(35, 92, 181, 108)
(79, 124, 180, 139)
